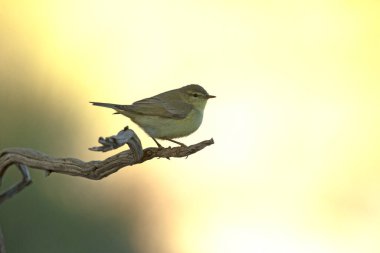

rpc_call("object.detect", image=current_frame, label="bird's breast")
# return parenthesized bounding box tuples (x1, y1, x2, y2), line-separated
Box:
(132, 109, 204, 139)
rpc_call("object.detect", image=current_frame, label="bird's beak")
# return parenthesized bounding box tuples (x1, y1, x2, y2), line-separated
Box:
(206, 94, 216, 99)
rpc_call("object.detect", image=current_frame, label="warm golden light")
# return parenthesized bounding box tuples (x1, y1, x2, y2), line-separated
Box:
(1, 0, 380, 252)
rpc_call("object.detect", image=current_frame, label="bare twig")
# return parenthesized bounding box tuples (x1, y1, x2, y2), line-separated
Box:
(89, 126, 143, 157)
(0, 164, 32, 204)
(0, 127, 214, 205)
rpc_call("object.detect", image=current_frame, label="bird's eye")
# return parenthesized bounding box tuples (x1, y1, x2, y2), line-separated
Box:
(192, 93, 198, 97)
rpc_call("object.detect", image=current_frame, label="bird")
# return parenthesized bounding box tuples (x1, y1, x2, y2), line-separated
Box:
(91, 84, 215, 148)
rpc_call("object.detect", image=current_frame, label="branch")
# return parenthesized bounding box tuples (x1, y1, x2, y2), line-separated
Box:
(0, 127, 214, 205)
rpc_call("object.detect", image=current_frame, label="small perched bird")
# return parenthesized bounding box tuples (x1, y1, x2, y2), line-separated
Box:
(91, 84, 215, 147)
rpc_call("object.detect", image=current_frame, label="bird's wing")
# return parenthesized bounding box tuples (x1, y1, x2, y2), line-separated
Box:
(125, 93, 193, 119)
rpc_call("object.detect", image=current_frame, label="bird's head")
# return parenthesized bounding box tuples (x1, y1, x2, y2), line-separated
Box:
(179, 84, 216, 111)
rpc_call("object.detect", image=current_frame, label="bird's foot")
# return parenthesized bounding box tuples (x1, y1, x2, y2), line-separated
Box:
(152, 137, 164, 149)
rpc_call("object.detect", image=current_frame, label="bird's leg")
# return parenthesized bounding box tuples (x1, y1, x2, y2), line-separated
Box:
(164, 138, 187, 147)
(152, 137, 164, 148)
(152, 138, 171, 160)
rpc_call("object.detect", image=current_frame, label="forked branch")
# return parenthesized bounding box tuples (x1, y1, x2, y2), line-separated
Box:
(0, 127, 214, 205)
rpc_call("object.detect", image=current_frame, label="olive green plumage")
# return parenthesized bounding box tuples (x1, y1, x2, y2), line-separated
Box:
(91, 84, 215, 147)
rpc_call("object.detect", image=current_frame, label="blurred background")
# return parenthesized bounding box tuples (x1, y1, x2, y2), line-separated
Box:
(0, 0, 380, 252)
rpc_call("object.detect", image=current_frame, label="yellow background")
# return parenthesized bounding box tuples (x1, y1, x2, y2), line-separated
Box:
(1, 0, 380, 252)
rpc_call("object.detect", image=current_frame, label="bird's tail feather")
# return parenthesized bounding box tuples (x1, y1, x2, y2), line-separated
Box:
(90, 102, 123, 111)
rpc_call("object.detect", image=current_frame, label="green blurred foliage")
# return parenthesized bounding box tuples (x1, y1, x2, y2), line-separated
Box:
(0, 55, 137, 252)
